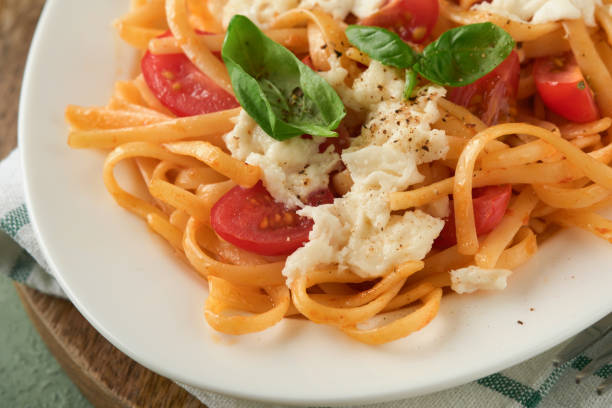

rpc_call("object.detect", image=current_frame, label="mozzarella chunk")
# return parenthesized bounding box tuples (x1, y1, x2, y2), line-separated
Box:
(284, 193, 444, 280)
(342, 145, 424, 193)
(350, 88, 449, 165)
(299, 0, 386, 20)
(223, 111, 340, 208)
(222, 0, 385, 28)
(473, 0, 602, 26)
(350, 0, 386, 19)
(422, 196, 451, 219)
(222, 0, 299, 28)
(283, 88, 449, 283)
(319, 59, 406, 112)
(450, 266, 512, 294)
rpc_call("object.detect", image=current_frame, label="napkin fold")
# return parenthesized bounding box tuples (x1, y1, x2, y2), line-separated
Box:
(1, 148, 610, 408)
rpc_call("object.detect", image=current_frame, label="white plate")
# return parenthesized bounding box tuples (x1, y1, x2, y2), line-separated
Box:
(19, 0, 612, 405)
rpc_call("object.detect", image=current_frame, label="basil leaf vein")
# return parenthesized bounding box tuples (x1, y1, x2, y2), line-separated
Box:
(346, 25, 418, 69)
(222, 15, 345, 141)
(414, 22, 515, 87)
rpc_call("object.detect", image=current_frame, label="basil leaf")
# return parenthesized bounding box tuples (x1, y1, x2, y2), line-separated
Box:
(345, 25, 419, 69)
(404, 69, 417, 100)
(222, 15, 345, 141)
(413, 22, 514, 87)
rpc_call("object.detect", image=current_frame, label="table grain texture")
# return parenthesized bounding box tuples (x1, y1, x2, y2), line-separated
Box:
(1, 1, 204, 406)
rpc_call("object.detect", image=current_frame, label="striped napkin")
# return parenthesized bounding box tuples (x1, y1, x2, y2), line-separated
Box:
(1, 148, 610, 408)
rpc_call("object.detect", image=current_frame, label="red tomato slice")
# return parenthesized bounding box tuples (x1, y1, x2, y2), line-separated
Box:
(360, 0, 439, 44)
(305, 188, 335, 206)
(434, 185, 512, 249)
(317, 123, 352, 154)
(301, 55, 315, 70)
(301, 123, 352, 154)
(210, 182, 334, 256)
(141, 32, 239, 117)
(448, 50, 520, 125)
(533, 52, 599, 123)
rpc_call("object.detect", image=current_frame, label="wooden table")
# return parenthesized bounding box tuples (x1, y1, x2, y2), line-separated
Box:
(1, 1, 203, 406)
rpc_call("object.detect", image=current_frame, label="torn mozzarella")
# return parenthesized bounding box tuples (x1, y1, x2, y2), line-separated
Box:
(223, 111, 340, 208)
(450, 266, 512, 294)
(473, 0, 602, 26)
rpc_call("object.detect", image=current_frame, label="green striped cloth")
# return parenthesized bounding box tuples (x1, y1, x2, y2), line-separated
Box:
(1, 149, 610, 407)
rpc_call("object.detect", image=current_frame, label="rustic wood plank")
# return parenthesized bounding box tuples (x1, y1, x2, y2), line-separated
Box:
(2, 1, 204, 406)
(0, 0, 44, 159)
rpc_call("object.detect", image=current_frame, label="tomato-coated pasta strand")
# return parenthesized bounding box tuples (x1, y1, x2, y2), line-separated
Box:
(66, 105, 168, 130)
(183, 217, 285, 286)
(341, 288, 442, 345)
(475, 187, 539, 268)
(148, 28, 309, 54)
(103, 142, 201, 219)
(164, 141, 261, 187)
(440, 0, 560, 41)
(521, 29, 570, 59)
(291, 262, 423, 326)
(495, 228, 538, 270)
(68, 108, 239, 149)
(546, 210, 612, 243)
(310, 263, 424, 308)
(205, 277, 290, 335)
(382, 282, 436, 312)
(146, 212, 184, 250)
(533, 183, 611, 209)
(454, 123, 612, 254)
(165, 0, 234, 93)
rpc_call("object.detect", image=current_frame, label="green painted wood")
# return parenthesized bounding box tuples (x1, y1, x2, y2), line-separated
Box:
(0, 275, 92, 408)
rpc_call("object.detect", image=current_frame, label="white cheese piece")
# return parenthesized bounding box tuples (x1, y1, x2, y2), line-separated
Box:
(283, 88, 449, 283)
(450, 266, 512, 294)
(299, 0, 386, 20)
(319, 59, 406, 112)
(223, 111, 340, 208)
(342, 144, 424, 193)
(222, 0, 299, 28)
(283, 193, 444, 281)
(473, 0, 602, 26)
(351, 0, 386, 19)
(299, 0, 354, 20)
(422, 196, 450, 219)
(222, 0, 385, 28)
(349, 87, 449, 166)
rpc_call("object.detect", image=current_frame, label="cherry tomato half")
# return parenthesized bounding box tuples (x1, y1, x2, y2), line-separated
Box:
(360, 0, 439, 44)
(301, 55, 315, 70)
(141, 31, 239, 117)
(448, 50, 520, 125)
(533, 52, 599, 123)
(434, 185, 512, 249)
(317, 123, 352, 154)
(210, 182, 334, 256)
(301, 123, 352, 154)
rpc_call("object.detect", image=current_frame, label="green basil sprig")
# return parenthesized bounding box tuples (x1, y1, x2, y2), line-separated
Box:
(345, 25, 419, 69)
(222, 15, 345, 141)
(346, 22, 515, 90)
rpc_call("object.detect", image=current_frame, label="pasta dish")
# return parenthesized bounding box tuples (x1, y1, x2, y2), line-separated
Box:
(66, 0, 612, 345)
